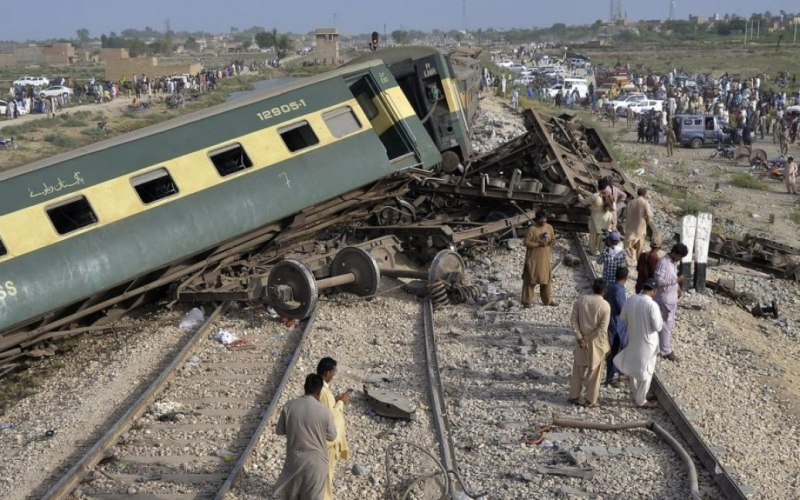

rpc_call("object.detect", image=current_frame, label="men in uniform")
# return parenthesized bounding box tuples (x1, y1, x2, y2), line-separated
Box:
(785, 155, 797, 195)
(613, 279, 664, 408)
(521, 210, 558, 307)
(654, 243, 690, 363)
(317, 358, 350, 500)
(568, 278, 611, 408)
(665, 125, 676, 157)
(624, 188, 654, 266)
(275, 374, 337, 500)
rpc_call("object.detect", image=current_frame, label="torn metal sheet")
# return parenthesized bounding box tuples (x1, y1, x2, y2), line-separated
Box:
(363, 386, 416, 419)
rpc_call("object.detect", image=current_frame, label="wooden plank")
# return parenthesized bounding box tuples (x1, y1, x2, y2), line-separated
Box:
(122, 438, 250, 448)
(193, 409, 263, 418)
(198, 362, 277, 369)
(176, 397, 269, 405)
(139, 423, 258, 432)
(119, 455, 224, 465)
(108, 473, 227, 484)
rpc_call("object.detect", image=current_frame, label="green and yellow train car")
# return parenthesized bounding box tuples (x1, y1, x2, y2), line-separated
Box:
(347, 47, 479, 167)
(0, 60, 441, 339)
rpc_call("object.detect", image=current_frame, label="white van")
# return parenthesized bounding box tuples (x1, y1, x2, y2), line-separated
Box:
(548, 77, 589, 99)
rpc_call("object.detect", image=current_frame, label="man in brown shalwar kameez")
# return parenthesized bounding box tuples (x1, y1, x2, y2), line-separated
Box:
(275, 374, 337, 500)
(522, 210, 559, 307)
(568, 278, 611, 407)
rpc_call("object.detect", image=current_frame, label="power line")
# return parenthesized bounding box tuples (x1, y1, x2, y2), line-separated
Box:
(669, 0, 676, 20)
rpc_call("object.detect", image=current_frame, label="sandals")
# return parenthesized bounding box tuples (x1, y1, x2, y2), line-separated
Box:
(567, 398, 581, 406)
(640, 401, 659, 409)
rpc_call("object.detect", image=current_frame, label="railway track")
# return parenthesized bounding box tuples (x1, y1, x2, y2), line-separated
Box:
(570, 233, 749, 499)
(42, 302, 316, 500)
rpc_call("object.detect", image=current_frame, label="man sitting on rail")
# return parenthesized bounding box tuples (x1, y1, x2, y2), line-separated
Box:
(274, 374, 337, 500)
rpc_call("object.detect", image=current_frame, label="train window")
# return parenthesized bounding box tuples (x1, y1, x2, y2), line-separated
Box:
(0, 236, 6, 257)
(209, 143, 253, 176)
(46, 196, 98, 235)
(131, 168, 179, 204)
(323, 106, 362, 138)
(355, 92, 378, 120)
(279, 121, 319, 152)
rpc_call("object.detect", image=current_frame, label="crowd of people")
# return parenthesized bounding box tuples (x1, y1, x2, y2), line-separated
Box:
(521, 177, 694, 410)
(4, 58, 276, 120)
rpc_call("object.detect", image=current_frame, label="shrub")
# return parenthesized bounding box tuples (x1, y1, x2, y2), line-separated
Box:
(43, 133, 80, 148)
(731, 173, 768, 190)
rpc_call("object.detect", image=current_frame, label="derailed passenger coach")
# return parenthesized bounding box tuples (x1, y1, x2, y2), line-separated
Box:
(0, 60, 442, 350)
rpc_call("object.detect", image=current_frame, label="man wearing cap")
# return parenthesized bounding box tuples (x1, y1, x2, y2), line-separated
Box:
(785, 155, 797, 195)
(522, 210, 559, 307)
(613, 279, 664, 408)
(635, 234, 662, 293)
(597, 232, 627, 284)
(654, 243, 690, 362)
(623, 188, 654, 266)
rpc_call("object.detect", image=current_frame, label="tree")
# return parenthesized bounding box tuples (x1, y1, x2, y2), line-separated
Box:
(254, 29, 293, 60)
(184, 36, 200, 52)
(163, 19, 174, 55)
(127, 39, 148, 57)
(391, 30, 408, 44)
(76, 28, 90, 45)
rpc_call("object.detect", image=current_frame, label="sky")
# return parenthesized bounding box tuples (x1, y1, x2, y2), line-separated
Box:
(3, 0, 797, 42)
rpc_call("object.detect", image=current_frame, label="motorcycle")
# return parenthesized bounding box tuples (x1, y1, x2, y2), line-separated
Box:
(708, 144, 736, 160)
(751, 157, 786, 182)
(0, 137, 18, 150)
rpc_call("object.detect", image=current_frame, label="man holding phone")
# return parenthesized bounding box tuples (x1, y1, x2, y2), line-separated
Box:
(521, 210, 558, 307)
(316, 357, 350, 499)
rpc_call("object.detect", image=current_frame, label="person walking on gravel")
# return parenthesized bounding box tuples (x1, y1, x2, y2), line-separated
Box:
(624, 188, 654, 266)
(521, 210, 558, 307)
(635, 234, 662, 293)
(568, 278, 611, 408)
(317, 358, 351, 500)
(785, 156, 797, 195)
(597, 231, 626, 284)
(654, 244, 690, 363)
(275, 374, 337, 500)
(613, 279, 663, 409)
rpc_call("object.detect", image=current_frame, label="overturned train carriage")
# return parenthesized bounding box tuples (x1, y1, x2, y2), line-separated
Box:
(346, 47, 479, 168)
(0, 60, 442, 356)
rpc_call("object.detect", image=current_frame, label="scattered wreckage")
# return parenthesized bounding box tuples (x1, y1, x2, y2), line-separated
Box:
(710, 234, 800, 283)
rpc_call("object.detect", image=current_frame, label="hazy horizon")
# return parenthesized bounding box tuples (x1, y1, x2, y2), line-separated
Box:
(2, 0, 797, 42)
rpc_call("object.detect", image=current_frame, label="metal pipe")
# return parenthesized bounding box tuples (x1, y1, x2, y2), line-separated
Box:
(380, 269, 428, 280)
(553, 418, 700, 500)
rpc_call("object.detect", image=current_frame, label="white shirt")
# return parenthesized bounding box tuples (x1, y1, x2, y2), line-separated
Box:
(613, 294, 664, 379)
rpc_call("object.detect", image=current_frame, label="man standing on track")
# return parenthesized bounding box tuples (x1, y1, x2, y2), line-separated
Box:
(521, 210, 558, 307)
(317, 358, 351, 500)
(568, 278, 611, 408)
(604, 267, 629, 387)
(635, 234, 662, 293)
(654, 243, 690, 363)
(275, 374, 337, 500)
(624, 188, 654, 266)
(613, 279, 664, 409)
(597, 231, 626, 284)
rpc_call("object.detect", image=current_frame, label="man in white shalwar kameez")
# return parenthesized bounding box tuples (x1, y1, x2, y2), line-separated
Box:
(275, 374, 337, 500)
(613, 279, 664, 408)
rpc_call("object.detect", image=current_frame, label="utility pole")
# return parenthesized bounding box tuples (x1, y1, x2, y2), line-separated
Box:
(795, 22, 798, 44)
(333, 13, 338, 30)
(462, 0, 467, 34)
(669, 0, 676, 21)
(744, 20, 747, 45)
(757, 20, 760, 39)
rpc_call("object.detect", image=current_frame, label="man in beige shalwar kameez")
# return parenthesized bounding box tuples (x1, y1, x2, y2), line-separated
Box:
(568, 278, 611, 407)
(522, 210, 558, 307)
(317, 358, 351, 500)
(623, 187, 654, 266)
(275, 374, 337, 500)
(576, 186, 614, 255)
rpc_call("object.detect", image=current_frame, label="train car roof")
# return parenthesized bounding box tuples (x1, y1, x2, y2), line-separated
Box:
(346, 46, 447, 67)
(0, 59, 386, 182)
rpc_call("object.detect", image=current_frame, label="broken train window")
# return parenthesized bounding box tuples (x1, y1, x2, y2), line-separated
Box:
(131, 168, 179, 204)
(46, 196, 99, 235)
(209, 143, 254, 177)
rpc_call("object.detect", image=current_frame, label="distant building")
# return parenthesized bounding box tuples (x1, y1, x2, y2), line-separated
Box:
(0, 53, 17, 66)
(688, 15, 706, 25)
(314, 28, 339, 64)
(12, 42, 77, 65)
(103, 48, 202, 81)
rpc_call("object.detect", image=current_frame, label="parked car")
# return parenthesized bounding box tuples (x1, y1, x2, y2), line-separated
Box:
(0, 99, 29, 116)
(507, 63, 526, 73)
(513, 75, 534, 86)
(672, 114, 730, 148)
(497, 60, 514, 68)
(39, 85, 74, 98)
(618, 99, 664, 116)
(12, 76, 49, 87)
(547, 78, 590, 99)
(605, 93, 646, 112)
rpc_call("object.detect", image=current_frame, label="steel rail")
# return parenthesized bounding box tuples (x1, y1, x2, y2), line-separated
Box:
(422, 298, 459, 497)
(571, 232, 749, 500)
(41, 302, 228, 500)
(214, 306, 318, 499)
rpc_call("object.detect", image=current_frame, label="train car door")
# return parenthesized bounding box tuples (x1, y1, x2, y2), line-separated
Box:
(347, 74, 419, 165)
